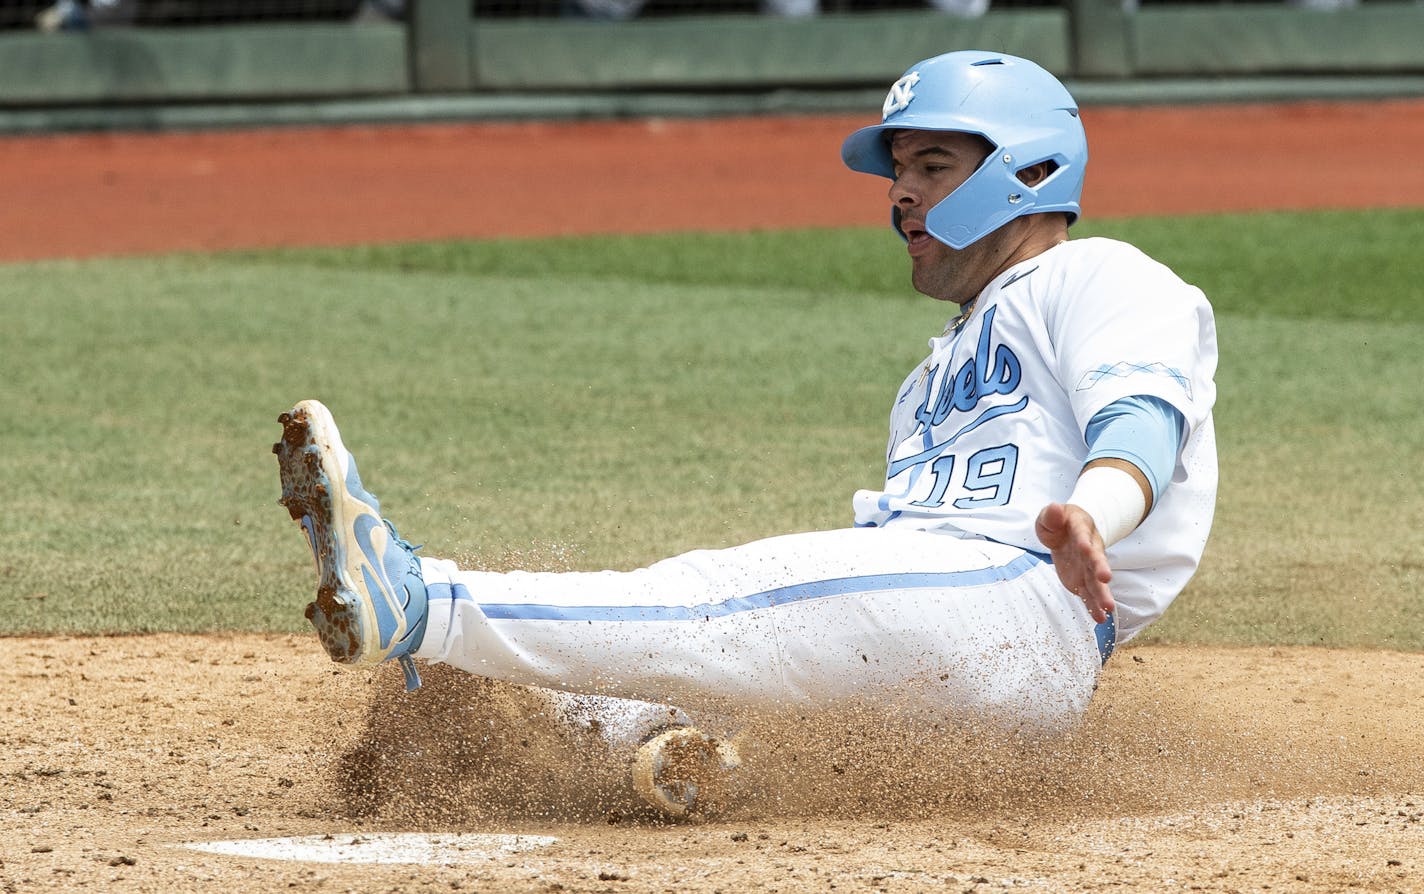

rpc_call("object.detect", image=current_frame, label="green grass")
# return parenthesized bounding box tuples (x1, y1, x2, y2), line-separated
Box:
(2, 208, 1421, 649)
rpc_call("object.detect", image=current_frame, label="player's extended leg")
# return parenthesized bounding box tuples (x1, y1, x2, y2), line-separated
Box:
(413, 529, 1105, 731)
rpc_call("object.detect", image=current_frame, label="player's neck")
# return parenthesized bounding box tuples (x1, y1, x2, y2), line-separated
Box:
(1003, 214, 1069, 268)
(977, 215, 1069, 300)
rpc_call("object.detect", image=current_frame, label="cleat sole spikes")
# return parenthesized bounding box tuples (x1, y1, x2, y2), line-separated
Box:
(273, 399, 427, 677)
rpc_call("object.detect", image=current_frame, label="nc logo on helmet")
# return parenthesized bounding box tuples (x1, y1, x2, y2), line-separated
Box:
(882, 71, 920, 120)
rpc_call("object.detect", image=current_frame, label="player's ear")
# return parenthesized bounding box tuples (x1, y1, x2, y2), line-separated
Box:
(1016, 161, 1057, 188)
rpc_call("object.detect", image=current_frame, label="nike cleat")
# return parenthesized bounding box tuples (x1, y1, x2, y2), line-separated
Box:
(273, 400, 428, 690)
(631, 727, 742, 820)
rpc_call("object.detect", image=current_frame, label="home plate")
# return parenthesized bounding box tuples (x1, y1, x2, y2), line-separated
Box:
(182, 832, 558, 865)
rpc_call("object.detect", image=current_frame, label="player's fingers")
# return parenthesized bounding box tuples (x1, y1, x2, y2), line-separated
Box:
(1083, 578, 1115, 623)
(1053, 518, 1114, 622)
(1090, 547, 1114, 584)
(1084, 542, 1116, 621)
(1068, 573, 1106, 621)
(1066, 580, 1108, 623)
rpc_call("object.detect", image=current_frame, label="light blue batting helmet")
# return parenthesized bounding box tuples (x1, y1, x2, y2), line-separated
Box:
(841, 50, 1087, 250)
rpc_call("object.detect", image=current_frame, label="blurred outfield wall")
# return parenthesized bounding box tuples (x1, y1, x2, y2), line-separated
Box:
(0, 0, 1422, 129)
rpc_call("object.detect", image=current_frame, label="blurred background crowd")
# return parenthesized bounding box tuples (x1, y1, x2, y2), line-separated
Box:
(7, 0, 1003, 30)
(1, 0, 1364, 32)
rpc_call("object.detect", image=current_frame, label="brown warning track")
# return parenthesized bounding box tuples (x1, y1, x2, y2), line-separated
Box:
(2, 97, 1422, 262)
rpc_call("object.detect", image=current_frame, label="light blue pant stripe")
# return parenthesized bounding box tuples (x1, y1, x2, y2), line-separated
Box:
(425, 548, 1115, 664)
(426, 552, 1041, 622)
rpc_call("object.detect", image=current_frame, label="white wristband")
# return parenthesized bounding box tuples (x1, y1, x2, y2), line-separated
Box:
(1066, 465, 1147, 548)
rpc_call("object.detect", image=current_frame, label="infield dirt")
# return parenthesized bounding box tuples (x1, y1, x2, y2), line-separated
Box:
(3, 635, 1422, 892)
(3, 102, 1424, 892)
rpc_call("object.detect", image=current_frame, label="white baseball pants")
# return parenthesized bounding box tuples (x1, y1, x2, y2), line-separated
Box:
(412, 527, 1108, 733)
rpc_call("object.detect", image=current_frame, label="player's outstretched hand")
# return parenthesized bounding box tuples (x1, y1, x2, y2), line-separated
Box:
(1035, 502, 1115, 623)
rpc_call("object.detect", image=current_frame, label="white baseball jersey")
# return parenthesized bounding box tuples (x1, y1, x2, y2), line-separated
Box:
(853, 237, 1218, 641)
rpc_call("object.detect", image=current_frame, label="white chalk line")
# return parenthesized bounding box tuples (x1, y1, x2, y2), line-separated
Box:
(180, 832, 559, 865)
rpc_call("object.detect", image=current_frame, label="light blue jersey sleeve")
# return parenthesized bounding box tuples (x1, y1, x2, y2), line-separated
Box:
(1083, 395, 1186, 504)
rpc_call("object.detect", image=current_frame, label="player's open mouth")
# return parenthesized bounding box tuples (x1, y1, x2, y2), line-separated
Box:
(902, 224, 934, 254)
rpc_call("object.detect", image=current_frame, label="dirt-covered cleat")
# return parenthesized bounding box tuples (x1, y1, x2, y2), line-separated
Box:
(273, 400, 428, 690)
(631, 727, 742, 819)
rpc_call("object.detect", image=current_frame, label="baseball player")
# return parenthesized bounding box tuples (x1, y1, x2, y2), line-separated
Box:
(274, 50, 1216, 817)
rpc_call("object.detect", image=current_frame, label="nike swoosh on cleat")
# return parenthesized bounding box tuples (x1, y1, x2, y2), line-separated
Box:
(352, 512, 403, 651)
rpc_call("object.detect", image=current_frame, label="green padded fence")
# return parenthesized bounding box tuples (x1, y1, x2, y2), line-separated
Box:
(468, 10, 1070, 90)
(0, 23, 408, 104)
(1131, 4, 1424, 76)
(0, 0, 1421, 111)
